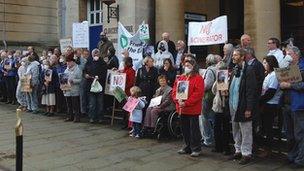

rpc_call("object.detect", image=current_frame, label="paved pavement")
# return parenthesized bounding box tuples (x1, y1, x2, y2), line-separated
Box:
(0, 104, 295, 171)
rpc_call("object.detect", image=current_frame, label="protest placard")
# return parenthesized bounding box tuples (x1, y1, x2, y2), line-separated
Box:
(59, 73, 71, 91)
(44, 69, 53, 82)
(60, 38, 72, 53)
(123, 97, 139, 113)
(216, 70, 229, 90)
(112, 86, 127, 103)
(176, 81, 189, 100)
(72, 21, 89, 49)
(148, 96, 162, 108)
(105, 70, 126, 95)
(21, 75, 32, 92)
(188, 16, 228, 46)
(274, 65, 302, 83)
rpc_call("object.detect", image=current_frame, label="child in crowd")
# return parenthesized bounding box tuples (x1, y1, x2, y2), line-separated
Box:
(41, 60, 58, 116)
(128, 86, 146, 138)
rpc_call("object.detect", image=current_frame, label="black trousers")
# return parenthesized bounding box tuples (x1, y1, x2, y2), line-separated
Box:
(181, 115, 202, 152)
(4, 76, 16, 102)
(260, 103, 277, 148)
(214, 113, 231, 152)
(65, 96, 80, 119)
(0, 81, 7, 100)
(56, 89, 67, 113)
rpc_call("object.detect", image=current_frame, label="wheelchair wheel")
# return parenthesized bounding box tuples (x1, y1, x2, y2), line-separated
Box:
(167, 111, 182, 138)
(154, 117, 164, 134)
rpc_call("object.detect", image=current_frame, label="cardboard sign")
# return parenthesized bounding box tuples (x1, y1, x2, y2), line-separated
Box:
(123, 97, 139, 113)
(60, 38, 73, 53)
(148, 96, 162, 108)
(176, 81, 189, 100)
(217, 70, 229, 90)
(21, 75, 32, 92)
(188, 16, 228, 46)
(113, 86, 127, 103)
(274, 65, 302, 83)
(105, 70, 126, 95)
(59, 73, 71, 91)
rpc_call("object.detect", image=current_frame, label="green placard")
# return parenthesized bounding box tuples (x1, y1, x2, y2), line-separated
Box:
(113, 86, 127, 103)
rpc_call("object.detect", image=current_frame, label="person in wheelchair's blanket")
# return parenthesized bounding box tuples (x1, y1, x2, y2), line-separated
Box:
(143, 75, 175, 133)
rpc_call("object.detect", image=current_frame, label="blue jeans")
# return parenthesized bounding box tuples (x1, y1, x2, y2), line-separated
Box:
(80, 79, 88, 114)
(133, 122, 141, 136)
(287, 111, 304, 166)
(26, 86, 38, 111)
(201, 100, 215, 145)
(88, 92, 104, 121)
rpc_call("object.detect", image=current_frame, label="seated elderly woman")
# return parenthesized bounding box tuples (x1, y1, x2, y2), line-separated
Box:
(143, 75, 175, 132)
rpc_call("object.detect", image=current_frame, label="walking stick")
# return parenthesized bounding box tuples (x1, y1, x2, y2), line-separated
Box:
(15, 109, 23, 171)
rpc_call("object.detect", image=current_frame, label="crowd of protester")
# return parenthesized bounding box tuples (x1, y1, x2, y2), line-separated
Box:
(0, 31, 303, 169)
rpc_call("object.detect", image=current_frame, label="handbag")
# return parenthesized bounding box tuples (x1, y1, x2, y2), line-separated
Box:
(90, 78, 103, 93)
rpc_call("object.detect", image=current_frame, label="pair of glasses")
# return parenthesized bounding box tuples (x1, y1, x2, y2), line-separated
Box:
(267, 42, 274, 44)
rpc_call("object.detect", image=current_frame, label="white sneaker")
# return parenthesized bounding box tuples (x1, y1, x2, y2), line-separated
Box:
(135, 135, 140, 138)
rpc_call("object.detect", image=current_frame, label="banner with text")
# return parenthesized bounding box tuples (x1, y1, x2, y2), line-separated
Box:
(118, 22, 145, 70)
(188, 15, 228, 46)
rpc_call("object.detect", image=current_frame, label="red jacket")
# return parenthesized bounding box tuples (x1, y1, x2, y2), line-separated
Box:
(123, 66, 136, 96)
(172, 74, 204, 115)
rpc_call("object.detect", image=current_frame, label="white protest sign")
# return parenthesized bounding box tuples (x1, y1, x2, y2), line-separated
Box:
(118, 22, 145, 70)
(148, 96, 162, 108)
(188, 15, 228, 46)
(139, 21, 150, 41)
(60, 38, 72, 53)
(105, 69, 126, 95)
(72, 21, 89, 48)
(110, 73, 126, 92)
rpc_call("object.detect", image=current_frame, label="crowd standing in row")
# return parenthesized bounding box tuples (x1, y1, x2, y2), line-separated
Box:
(0, 31, 303, 168)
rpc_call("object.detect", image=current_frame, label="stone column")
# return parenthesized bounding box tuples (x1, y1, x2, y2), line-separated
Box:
(155, 0, 185, 43)
(244, 0, 281, 60)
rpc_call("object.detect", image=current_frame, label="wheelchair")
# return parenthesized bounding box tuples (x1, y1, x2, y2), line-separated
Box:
(153, 111, 182, 140)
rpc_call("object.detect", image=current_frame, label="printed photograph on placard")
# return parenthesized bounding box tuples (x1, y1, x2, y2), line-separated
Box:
(176, 81, 189, 100)
(20, 75, 32, 92)
(217, 70, 229, 90)
(59, 73, 71, 91)
(44, 69, 53, 82)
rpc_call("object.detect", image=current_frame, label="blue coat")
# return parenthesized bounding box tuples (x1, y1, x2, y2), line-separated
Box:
(290, 58, 304, 112)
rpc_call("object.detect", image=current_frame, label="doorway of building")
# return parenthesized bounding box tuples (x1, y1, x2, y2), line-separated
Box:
(220, 0, 244, 46)
(281, 0, 304, 52)
(88, 0, 103, 52)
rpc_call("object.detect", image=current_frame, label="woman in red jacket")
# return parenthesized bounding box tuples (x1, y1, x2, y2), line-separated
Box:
(172, 55, 204, 157)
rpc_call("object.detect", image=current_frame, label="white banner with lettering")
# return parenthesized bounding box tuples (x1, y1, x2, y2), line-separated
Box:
(188, 16, 228, 46)
(118, 22, 145, 70)
(72, 21, 89, 49)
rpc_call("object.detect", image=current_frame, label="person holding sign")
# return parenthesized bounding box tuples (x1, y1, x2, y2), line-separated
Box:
(63, 54, 83, 122)
(2, 51, 17, 104)
(16, 57, 28, 111)
(280, 46, 304, 169)
(172, 56, 204, 157)
(84, 49, 107, 124)
(40, 60, 59, 117)
(143, 75, 175, 134)
(127, 86, 147, 138)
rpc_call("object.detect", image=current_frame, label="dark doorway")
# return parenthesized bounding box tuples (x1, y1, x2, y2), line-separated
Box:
(281, 0, 304, 52)
(220, 0, 244, 46)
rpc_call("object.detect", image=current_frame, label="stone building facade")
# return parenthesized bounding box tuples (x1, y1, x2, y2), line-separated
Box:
(1, 0, 303, 60)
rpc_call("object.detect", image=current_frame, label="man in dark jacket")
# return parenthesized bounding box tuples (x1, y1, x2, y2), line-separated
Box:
(98, 32, 114, 60)
(84, 49, 107, 123)
(244, 47, 265, 154)
(229, 48, 258, 165)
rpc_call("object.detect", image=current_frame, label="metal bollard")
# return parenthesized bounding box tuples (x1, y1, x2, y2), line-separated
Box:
(15, 109, 23, 171)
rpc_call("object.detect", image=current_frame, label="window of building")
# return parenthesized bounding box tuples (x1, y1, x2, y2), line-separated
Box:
(88, 0, 103, 26)
(281, 0, 304, 52)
